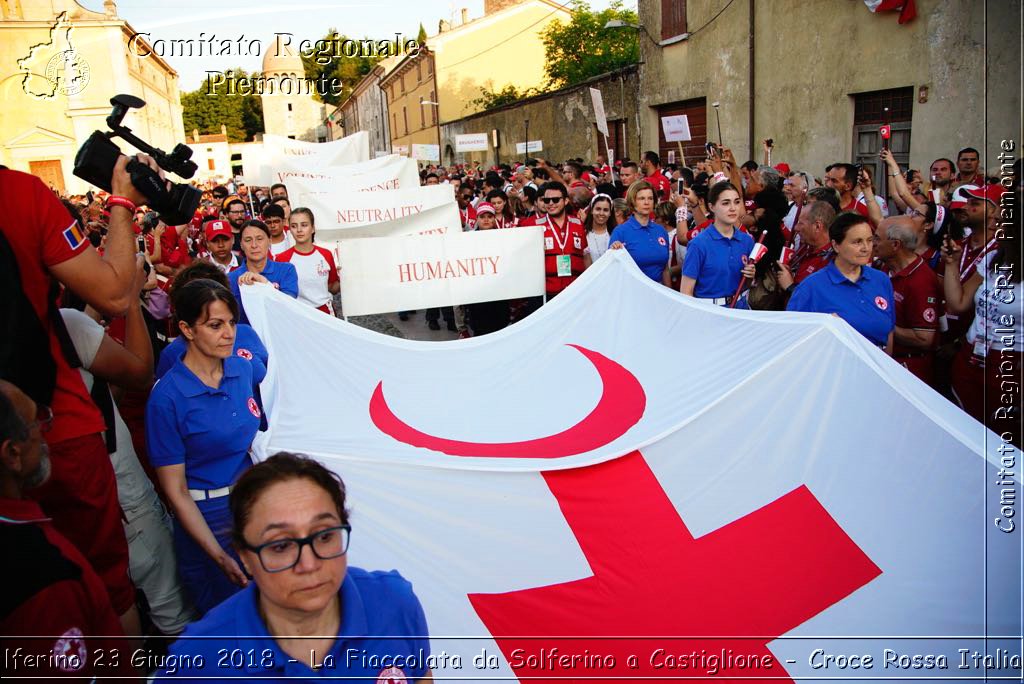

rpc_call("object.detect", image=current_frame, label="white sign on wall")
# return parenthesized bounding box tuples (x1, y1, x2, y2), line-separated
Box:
(412, 143, 441, 161)
(338, 228, 545, 316)
(455, 133, 489, 152)
(515, 141, 544, 154)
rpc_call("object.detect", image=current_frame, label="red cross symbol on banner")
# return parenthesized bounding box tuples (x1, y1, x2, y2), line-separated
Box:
(469, 452, 881, 681)
(370, 345, 882, 682)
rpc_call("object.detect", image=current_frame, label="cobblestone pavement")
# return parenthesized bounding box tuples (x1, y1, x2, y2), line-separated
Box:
(337, 303, 460, 342)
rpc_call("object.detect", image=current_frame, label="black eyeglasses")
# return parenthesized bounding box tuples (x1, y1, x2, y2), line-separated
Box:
(540, 196, 564, 204)
(242, 525, 351, 573)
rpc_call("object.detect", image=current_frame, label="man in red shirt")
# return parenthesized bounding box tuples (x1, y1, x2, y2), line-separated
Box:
(876, 217, 943, 385)
(824, 163, 882, 228)
(0, 381, 136, 680)
(789, 201, 837, 283)
(642, 151, 672, 201)
(0, 158, 152, 639)
(536, 181, 590, 298)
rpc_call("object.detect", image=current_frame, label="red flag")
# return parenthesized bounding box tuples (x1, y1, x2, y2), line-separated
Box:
(864, 0, 917, 24)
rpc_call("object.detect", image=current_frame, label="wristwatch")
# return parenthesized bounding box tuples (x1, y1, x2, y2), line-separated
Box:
(889, 171, 900, 177)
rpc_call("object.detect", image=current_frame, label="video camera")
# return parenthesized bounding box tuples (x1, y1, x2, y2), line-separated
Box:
(73, 94, 200, 225)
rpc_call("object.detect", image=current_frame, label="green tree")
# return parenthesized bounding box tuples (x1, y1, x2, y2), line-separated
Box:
(181, 68, 264, 142)
(471, 84, 544, 111)
(540, 0, 640, 88)
(417, 23, 428, 45)
(300, 28, 389, 106)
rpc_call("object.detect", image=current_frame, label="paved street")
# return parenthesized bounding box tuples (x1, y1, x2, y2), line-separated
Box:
(347, 310, 460, 342)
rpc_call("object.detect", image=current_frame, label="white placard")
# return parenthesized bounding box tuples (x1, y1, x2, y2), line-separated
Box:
(456, 133, 489, 153)
(241, 132, 370, 185)
(299, 185, 460, 248)
(285, 156, 421, 197)
(338, 228, 545, 316)
(590, 88, 608, 137)
(412, 143, 440, 161)
(660, 115, 692, 143)
(515, 141, 544, 154)
(393, 145, 410, 155)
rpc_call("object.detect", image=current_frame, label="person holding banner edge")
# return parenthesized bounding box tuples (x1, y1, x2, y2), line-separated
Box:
(229, 220, 299, 324)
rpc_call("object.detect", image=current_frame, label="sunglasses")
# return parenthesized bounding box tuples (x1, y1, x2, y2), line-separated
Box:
(540, 196, 564, 204)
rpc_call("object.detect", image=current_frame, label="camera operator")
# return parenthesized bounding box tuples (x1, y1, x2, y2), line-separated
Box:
(0, 153, 166, 641)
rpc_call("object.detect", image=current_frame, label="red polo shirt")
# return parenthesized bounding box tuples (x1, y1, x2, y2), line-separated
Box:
(890, 255, 943, 384)
(792, 242, 834, 284)
(0, 497, 133, 680)
(0, 170, 104, 443)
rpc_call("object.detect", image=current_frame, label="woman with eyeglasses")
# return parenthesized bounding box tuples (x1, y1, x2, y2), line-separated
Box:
(158, 453, 432, 681)
(146, 280, 264, 615)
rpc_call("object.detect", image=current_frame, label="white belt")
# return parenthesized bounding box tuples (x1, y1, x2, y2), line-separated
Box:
(189, 485, 232, 501)
(698, 296, 729, 306)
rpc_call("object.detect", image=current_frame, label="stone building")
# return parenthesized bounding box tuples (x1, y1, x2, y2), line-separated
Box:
(0, 0, 184, 193)
(441, 66, 639, 166)
(332, 58, 398, 154)
(260, 35, 331, 142)
(637, 0, 1022, 186)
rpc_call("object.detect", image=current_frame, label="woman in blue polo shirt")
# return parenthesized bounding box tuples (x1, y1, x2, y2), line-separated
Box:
(156, 261, 268, 381)
(680, 181, 756, 304)
(159, 453, 432, 682)
(609, 181, 672, 285)
(787, 212, 895, 350)
(229, 220, 299, 324)
(147, 280, 263, 614)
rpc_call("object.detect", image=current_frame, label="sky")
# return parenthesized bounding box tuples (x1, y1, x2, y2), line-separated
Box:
(80, 0, 632, 91)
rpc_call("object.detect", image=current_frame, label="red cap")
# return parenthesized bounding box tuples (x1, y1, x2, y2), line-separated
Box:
(963, 184, 1006, 207)
(949, 184, 978, 210)
(205, 219, 232, 242)
(475, 202, 496, 216)
(773, 162, 791, 175)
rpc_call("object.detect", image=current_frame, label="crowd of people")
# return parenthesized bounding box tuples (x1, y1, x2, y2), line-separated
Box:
(0, 133, 1020, 679)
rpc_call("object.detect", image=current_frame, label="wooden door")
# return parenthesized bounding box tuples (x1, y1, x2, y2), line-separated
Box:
(29, 160, 65, 193)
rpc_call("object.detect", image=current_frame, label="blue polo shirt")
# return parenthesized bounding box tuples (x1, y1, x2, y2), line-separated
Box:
(156, 324, 268, 382)
(229, 260, 299, 324)
(787, 261, 896, 347)
(608, 216, 671, 281)
(146, 355, 261, 490)
(681, 224, 755, 299)
(157, 567, 430, 681)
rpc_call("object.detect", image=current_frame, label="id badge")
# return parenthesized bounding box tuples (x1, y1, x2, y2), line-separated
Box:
(556, 254, 572, 277)
(973, 338, 989, 358)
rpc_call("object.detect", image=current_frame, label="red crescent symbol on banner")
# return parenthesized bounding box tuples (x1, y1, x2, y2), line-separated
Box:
(369, 344, 646, 458)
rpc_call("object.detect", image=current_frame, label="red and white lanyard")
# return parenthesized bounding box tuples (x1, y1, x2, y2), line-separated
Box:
(547, 215, 571, 254)
(959, 237, 998, 283)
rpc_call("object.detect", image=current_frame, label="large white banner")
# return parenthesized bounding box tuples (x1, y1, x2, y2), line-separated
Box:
(338, 228, 545, 316)
(301, 184, 461, 251)
(240, 132, 371, 185)
(284, 155, 421, 198)
(236, 250, 1020, 682)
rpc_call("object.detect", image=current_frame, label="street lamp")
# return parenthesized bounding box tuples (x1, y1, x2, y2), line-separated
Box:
(420, 97, 442, 166)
